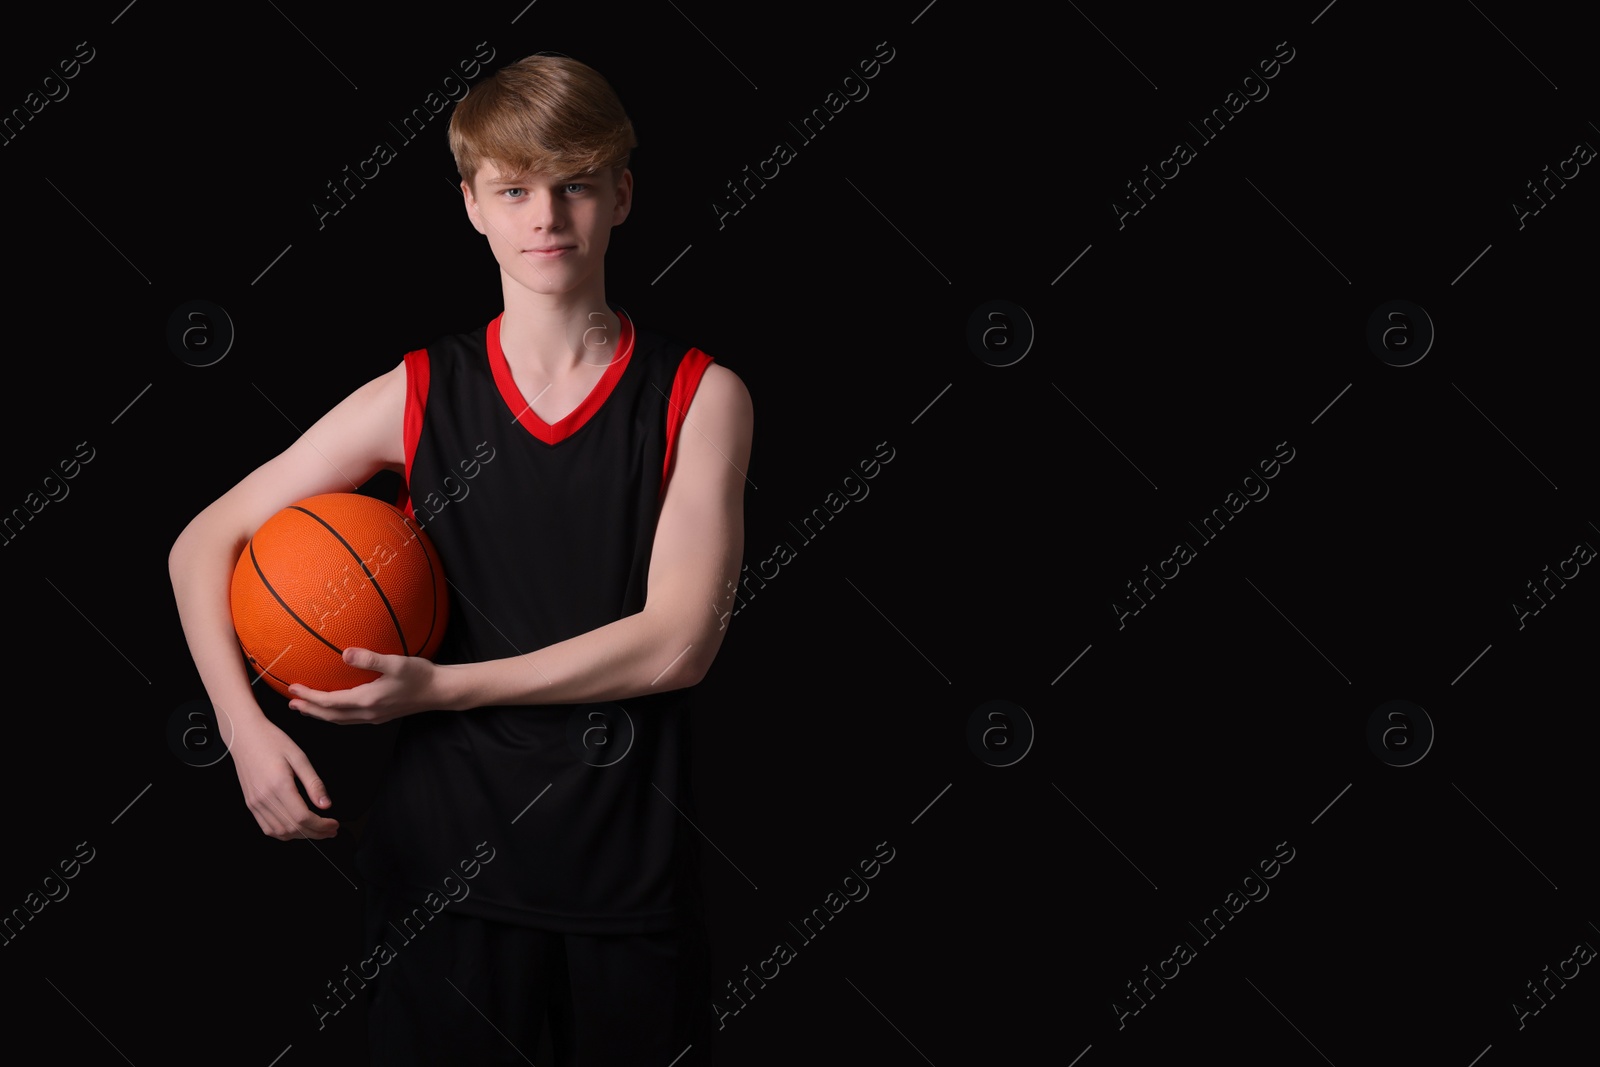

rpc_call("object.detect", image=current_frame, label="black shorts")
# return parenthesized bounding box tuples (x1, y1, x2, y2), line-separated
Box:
(364, 889, 713, 1066)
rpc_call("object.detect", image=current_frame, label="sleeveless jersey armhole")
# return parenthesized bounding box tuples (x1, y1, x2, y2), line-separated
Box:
(398, 348, 431, 518)
(661, 348, 715, 500)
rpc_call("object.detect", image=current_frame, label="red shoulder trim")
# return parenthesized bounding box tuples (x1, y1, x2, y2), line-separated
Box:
(661, 348, 715, 499)
(399, 348, 430, 518)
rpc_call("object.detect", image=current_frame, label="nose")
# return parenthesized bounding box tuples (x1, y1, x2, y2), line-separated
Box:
(529, 188, 563, 231)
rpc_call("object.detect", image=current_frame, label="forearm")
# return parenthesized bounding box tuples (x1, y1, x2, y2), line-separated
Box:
(169, 518, 272, 732)
(441, 606, 718, 710)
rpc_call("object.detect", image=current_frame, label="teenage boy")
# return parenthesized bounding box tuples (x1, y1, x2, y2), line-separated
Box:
(169, 54, 751, 1065)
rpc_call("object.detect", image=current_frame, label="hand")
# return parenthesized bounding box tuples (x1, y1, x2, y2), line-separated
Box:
(288, 647, 451, 725)
(226, 713, 339, 841)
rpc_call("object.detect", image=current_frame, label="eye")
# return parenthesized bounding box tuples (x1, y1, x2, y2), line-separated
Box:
(564, 182, 589, 194)
(502, 188, 526, 199)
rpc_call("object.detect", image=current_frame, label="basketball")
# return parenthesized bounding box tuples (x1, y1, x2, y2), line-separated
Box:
(230, 493, 449, 699)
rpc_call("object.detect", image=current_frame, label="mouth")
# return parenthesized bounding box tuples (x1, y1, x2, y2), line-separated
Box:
(523, 246, 575, 257)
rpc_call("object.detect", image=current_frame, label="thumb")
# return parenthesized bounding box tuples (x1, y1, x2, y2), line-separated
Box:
(286, 748, 333, 808)
(343, 646, 388, 672)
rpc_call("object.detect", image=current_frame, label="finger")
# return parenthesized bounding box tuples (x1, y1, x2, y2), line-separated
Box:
(260, 788, 339, 841)
(288, 687, 362, 712)
(291, 698, 372, 724)
(342, 646, 393, 673)
(286, 749, 333, 809)
(289, 652, 389, 710)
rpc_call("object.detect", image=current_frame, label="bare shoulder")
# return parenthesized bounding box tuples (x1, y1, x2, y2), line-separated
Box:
(661, 361, 752, 504)
(687, 362, 754, 433)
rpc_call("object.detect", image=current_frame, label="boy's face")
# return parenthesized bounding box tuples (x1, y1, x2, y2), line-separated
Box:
(461, 162, 633, 300)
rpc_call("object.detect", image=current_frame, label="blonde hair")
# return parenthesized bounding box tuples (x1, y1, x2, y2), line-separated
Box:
(449, 55, 636, 187)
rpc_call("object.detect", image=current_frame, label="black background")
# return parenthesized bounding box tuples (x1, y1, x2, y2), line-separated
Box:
(2, 1, 1595, 1064)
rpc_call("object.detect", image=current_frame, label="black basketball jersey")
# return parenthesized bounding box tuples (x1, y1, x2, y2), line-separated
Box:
(353, 310, 713, 934)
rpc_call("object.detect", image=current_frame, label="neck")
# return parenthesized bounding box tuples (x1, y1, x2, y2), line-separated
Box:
(497, 274, 620, 377)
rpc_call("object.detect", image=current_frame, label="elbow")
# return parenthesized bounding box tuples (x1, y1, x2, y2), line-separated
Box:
(169, 525, 194, 583)
(682, 653, 715, 688)
(653, 631, 722, 691)
(169, 516, 212, 585)
(655, 653, 711, 692)
(168, 511, 245, 587)
(684, 630, 729, 686)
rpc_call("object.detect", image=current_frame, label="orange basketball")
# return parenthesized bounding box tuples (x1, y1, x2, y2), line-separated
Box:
(230, 493, 449, 699)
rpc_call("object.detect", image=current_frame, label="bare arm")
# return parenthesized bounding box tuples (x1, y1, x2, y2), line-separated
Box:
(169, 364, 406, 838)
(289, 362, 754, 718)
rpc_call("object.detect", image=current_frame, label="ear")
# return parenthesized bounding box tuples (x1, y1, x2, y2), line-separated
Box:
(462, 179, 487, 235)
(611, 168, 634, 227)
